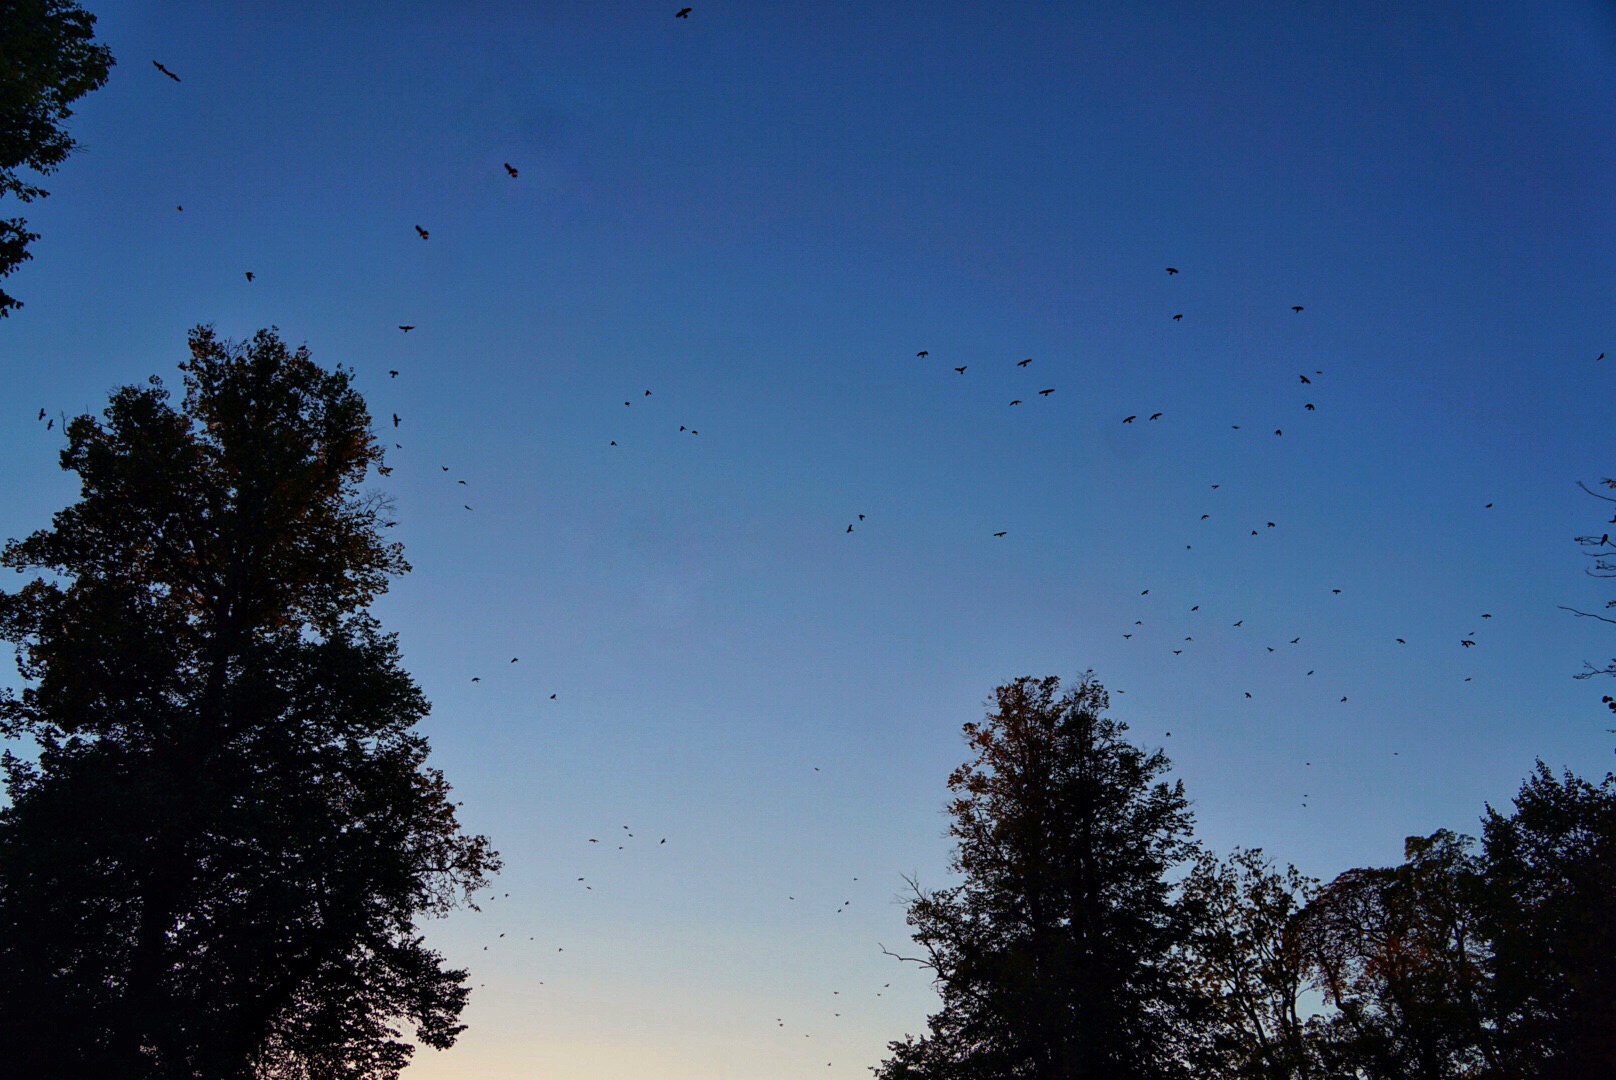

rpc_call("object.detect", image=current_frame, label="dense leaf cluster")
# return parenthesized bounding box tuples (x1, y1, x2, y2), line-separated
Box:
(0, 0, 113, 316)
(0, 328, 498, 1079)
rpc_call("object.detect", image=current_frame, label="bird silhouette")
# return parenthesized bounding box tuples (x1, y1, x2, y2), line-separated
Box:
(1149, 412, 1162, 420)
(36, 409, 45, 421)
(916, 350, 928, 358)
(1461, 639, 1476, 648)
(954, 366, 967, 374)
(1396, 638, 1406, 644)
(414, 225, 429, 239)
(1017, 358, 1032, 366)
(244, 271, 254, 282)
(1123, 415, 1136, 423)
(1009, 399, 1022, 406)
(399, 325, 415, 332)
(504, 163, 518, 177)
(993, 531, 1007, 537)
(392, 413, 400, 427)
(1299, 374, 1311, 384)
(1038, 388, 1054, 396)
(1305, 403, 1315, 410)
(847, 524, 854, 533)
(1172, 314, 1182, 321)
(1166, 267, 1179, 275)
(388, 370, 398, 378)
(676, 6, 692, 15)
(152, 60, 181, 81)
(1292, 305, 1304, 313)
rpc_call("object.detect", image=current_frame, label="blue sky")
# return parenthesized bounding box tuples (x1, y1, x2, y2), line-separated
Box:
(3, 2, 1616, 1076)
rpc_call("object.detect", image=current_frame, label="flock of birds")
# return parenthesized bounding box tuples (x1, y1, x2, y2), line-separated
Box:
(6, 13, 1559, 1073)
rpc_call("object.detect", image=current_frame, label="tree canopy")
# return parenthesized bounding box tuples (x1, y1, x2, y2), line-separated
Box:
(0, 0, 114, 317)
(0, 326, 498, 1079)
(877, 674, 1199, 1080)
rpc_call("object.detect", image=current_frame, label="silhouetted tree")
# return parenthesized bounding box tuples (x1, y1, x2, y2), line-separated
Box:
(1177, 848, 1318, 1080)
(876, 675, 1199, 1080)
(1293, 830, 1496, 1080)
(1481, 764, 1616, 1080)
(0, 0, 113, 317)
(0, 327, 499, 1079)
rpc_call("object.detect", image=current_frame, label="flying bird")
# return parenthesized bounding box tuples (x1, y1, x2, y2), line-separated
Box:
(954, 366, 967, 374)
(992, 531, 1007, 537)
(916, 350, 928, 358)
(152, 60, 181, 81)
(1123, 415, 1136, 423)
(1396, 638, 1406, 644)
(1166, 267, 1179, 275)
(504, 163, 518, 177)
(676, 6, 692, 15)
(37, 409, 45, 421)
(1172, 314, 1182, 321)
(1149, 412, 1162, 420)
(1039, 388, 1054, 396)
(1009, 400, 1022, 406)
(399, 325, 415, 332)
(414, 225, 429, 239)
(392, 413, 400, 427)
(1305, 403, 1315, 410)
(388, 370, 398, 378)
(1017, 358, 1032, 366)
(244, 271, 254, 282)
(1299, 374, 1311, 384)
(1292, 305, 1304, 313)
(1461, 639, 1476, 648)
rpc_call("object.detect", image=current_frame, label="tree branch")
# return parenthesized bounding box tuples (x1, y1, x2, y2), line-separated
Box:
(1559, 606, 1616, 627)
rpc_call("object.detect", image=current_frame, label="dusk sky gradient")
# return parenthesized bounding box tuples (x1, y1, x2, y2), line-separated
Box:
(3, 3, 1616, 1077)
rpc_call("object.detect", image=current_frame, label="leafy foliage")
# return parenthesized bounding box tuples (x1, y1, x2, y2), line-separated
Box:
(876, 675, 1199, 1080)
(0, 0, 114, 316)
(0, 327, 498, 1079)
(1177, 848, 1318, 1079)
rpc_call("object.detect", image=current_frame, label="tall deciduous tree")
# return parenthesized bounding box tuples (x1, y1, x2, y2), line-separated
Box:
(0, 0, 114, 316)
(1292, 830, 1495, 1080)
(1481, 764, 1616, 1080)
(876, 674, 1199, 1080)
(0, 327, 498, 1079)
(1177, 848, 1318, 1080)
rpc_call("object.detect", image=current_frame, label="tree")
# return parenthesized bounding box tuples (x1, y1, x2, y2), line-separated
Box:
(0, 0, 114, 317)
(876, 675, 1200, 1080)
(1292, 830, 1496, 1080)
(1481, 764, 1616, 1080)
(1177, 848, 1319, 1080)
(0, 326, 499, 1079)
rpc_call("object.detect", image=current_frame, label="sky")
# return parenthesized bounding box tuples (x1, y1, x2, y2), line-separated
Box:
(3, 1, 1616, 1076)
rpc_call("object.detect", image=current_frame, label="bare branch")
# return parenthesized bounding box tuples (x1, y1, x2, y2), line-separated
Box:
(880, 942, 937, 970)
(1577, 480, 1616, 504)
(1559, 606, 1616, 627)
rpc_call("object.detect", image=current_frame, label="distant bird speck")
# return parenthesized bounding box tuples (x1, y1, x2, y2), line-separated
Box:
(504, 163, 518, 178)
(398, 325, 414, 332)
(1166, 267, 1179, 275)
(414, 225, 429, 239)
(676, 6, 692, 15)
(152, 60, 181, 81)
